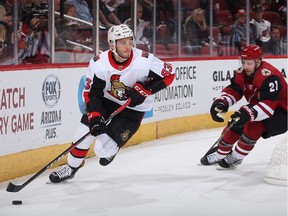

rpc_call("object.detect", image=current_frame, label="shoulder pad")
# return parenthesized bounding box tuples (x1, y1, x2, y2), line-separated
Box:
(235, 67, 244, 74)
(260, 68, 272, 76)
(141, 51, 150, 58)
(93, 55, 100, 62)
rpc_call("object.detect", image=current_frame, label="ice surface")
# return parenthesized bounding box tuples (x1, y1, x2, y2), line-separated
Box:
(0, 128, 287, 216)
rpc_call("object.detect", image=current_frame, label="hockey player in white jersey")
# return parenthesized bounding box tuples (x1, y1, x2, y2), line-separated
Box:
(49, 24, 175, 183)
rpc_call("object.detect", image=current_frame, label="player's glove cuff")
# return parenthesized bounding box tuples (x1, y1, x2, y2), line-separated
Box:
(87, 112, 101, 122)
(127, 82, 152, 107)
(210, 97, 229, 122)
(229, 104, 257, 129)
(88, 112, 106, 136)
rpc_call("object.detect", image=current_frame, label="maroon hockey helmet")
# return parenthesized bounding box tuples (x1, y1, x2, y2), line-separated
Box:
(240, 44, 263, 60)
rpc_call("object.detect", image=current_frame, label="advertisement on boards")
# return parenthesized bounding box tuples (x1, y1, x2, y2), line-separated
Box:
(0, 68, 83, 156)
(0, 57, 286, 156)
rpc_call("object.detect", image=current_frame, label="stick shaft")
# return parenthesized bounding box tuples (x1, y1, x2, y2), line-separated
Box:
(6, 99, 131, 192)
(205, 118, 239, 155)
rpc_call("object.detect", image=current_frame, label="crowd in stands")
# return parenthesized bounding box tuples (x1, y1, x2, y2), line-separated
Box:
(0, 0, 287, 65)
(180, 0, 287, 57)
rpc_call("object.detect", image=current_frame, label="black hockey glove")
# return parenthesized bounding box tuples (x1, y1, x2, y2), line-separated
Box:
(88, 112, 106, 136)
(127, 82, 152, 107)
(228, 104, 258, 129)
(210, 97, 229, 122)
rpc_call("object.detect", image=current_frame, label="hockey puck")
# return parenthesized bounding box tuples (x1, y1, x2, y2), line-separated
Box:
(12, 200, 22, 205)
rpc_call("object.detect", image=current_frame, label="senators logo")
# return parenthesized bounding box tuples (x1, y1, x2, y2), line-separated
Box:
(121, 130, 130, 141)
(108, 74, 130, 100)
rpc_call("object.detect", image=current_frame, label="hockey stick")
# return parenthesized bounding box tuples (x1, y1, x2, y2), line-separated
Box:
(203, 117, 240, 157)
(6, 98, 131, 193)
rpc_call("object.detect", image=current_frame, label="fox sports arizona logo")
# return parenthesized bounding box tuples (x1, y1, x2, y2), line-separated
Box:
(42, 74, 61, 108)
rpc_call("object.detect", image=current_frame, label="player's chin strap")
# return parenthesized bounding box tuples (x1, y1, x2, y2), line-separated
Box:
(6, 98, 132, 193)
(111, 47, 128, 61)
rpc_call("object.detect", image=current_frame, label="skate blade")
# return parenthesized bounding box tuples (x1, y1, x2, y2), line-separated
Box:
(216, 165, 238, 170)
(198, 163, 218, 166)
(46, 180, 70, 184)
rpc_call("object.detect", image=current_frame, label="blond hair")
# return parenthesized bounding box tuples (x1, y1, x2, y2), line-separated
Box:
(185, 8, 207, 31)
(0, 5, 6, 21)
(0, 24, 6, 41)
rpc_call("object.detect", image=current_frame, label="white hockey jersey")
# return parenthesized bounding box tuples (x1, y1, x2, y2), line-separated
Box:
(84, 48, 174, 112)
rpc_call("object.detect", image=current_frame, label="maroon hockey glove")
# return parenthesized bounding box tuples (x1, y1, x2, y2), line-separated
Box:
(127, 82, 152, 107)
(87, 112, 106, 136)
(210, 97, 229, 122)
(228, 104, 258, 129)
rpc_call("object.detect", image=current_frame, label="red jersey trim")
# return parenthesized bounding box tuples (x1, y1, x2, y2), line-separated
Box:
(163, 73, 175, 87)
(108, 50, 133, 71)
(71, 147, 89, 158)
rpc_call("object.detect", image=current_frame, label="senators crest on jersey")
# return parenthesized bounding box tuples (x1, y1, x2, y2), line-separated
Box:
(261, 68, 271, 76)
(107, 74, 130, 100)
(121, 130, 130, 141)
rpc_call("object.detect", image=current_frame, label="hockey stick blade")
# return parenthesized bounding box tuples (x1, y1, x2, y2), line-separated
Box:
(6, 182, 21, 192)
(6, 99, 131, 193)
(6, 131, 91, 192)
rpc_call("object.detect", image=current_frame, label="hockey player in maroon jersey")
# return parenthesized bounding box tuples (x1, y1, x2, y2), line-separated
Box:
(201, 44, 287, 169)
(49, 24, 175, 183)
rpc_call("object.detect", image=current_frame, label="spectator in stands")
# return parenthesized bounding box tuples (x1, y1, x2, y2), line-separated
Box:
(257, 0, 271, 11)
(200, 0, 216, 25)
(59, 3, 89, 52)
(0, 23, 13, 64)
(138, 0, 153, 21)
(54, 0, 63, 12)
(57, 3, 97, 63)
(0, 3, 11, 29)
(65, 0, 93, 22)
(184, 8, 217, 47)
(155, 0, 176, 43)
(0, 4, 5, 20)
(262, 25, 287, 55)
(18, 9, 50, 64)
(63, 3, 79, 27)
(61, 0, 111, 29)
(271, 0, 287, 25)
(100, 0, 127, 25)
(224, 0, 248, 20)
(85, 0, 126, 28)
(124, 3, 152, 45)
(229, 9, 255, 52)
(17, 0, 65, 64)
(250, 4, 271, 45)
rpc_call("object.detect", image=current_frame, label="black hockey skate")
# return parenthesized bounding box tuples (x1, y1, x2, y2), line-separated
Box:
(99, 154, 117, 166)
(200, 146, 220, 165)
(49, 161, 85, 183)
(217, 153, 243, 169)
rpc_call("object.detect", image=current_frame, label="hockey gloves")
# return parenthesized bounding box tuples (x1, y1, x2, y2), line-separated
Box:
(127, 82, 151, 107)
(87, 112, 106, 136)
(228, 104, 257, 129)
(210, 97, 229, 122)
